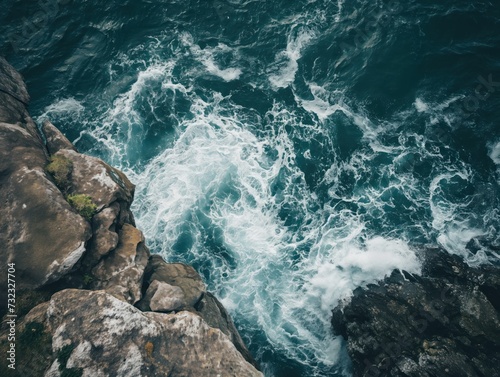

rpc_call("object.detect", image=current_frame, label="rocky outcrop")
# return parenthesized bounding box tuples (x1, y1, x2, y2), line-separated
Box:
(18, 289, 262, 377)
(0, 58, 91, 292)
(332, 249, 500, 377)
(0, 57, 261, 377)
(41, 120, 77, 155)
(140, 255, 206, 308)
(91, 224, 150, 305)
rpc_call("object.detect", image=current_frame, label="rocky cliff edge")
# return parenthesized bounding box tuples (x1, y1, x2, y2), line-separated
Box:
(0, 57, 262, 377)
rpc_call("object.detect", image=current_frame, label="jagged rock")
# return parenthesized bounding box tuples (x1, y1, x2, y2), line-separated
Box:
(0, 57, 29, 124)
(55, 149, 134, 211)
(87, 202, 120, 263)
(92, 224, 150, 304)
(331, 249, 500, 377)
(0, 60, 92, 300)
(41, 120, 77, 155)
(0, 57, 260, 377)
(196, 292, 259, 369)
(20, 289, 262, 377)
(0, 58, 41, 144)
(144, 255, 206, 307)
(145, 280, 186, 312)
(0, 89, 91, 301)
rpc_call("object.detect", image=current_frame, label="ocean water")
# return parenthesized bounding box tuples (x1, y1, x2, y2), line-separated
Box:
(2, 0, 500, 375)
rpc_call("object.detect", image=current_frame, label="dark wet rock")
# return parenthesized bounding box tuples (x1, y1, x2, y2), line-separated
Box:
(332, 249, 500, 377)
(196, 291, 260, 369)
(0, 57, 29, 124)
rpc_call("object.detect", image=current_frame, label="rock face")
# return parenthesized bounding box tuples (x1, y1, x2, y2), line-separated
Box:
(92, 223, 150, 305)
(21, 289, 262, 377)
(0, 57, 91, 294)
(0, 58, 261, 377)
(141, 255, 206, 307)
(332, 249, 500, 377)
(0, 56, 30, 124)
(144, 280, 186, 312)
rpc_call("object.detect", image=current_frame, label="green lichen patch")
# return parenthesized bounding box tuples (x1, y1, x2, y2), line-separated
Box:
(67, 194, 97, 221)
(46, 155, 73, 192)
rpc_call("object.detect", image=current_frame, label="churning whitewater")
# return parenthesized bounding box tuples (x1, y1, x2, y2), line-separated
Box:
(3, 0, 497, 375)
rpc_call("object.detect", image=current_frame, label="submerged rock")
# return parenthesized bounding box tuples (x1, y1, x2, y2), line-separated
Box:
(332, 249, 500, 377)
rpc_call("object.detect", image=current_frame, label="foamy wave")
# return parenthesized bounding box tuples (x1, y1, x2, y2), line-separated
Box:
(181, 32, 243, 82)
(268, 26, 316, 89)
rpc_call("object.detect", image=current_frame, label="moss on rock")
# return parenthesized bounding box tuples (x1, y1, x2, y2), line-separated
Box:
(46, 155, 73, 192)
(67, 194, 97, 221)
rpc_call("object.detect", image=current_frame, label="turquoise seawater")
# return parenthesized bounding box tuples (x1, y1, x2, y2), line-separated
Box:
(2, 1, 500, 375)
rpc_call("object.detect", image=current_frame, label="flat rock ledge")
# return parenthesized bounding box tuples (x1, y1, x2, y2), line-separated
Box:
(0, 57, 261, 377)
(332, 249, 500, 377)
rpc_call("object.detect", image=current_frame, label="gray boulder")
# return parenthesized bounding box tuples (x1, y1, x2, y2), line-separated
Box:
(145, 280, 186, 312)
(41, 120, 77, 155)
(22, 289, 263, 377)
(143, 255, 206, 307)
(56, 149, 134, 211)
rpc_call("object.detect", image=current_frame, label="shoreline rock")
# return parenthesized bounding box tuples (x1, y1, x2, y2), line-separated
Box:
(332, 249, 500, 377)
(0, 57, 261, 376)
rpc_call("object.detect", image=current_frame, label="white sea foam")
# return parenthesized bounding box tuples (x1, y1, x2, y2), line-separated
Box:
(268, 27, 316, 89)
(181, 33, 242, 82)
(488, 140, 500, 166)
(35, 20, 500, 376)
(37, 97, 85, 122)
(414, 97, 429, 112)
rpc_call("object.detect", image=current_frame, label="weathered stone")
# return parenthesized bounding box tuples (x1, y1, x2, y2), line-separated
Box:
(88, 202, 120, 263)
(196, 291, 260, 369)
(0, 121, 91, 300)
(332, 249, 500, 377)
(144, 255, 206, 307)
(41, 120, 77, 155)
(56, 149, 134, 211)
(0, 57, 29, 124)
(145, 280, 186, 312)
(0, 57, 260, 377)
(92, 224, 150, 304)
(22, 289, 262, 377)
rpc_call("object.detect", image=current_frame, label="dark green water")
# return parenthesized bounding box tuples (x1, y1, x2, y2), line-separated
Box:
(2, 1, 500, 375)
